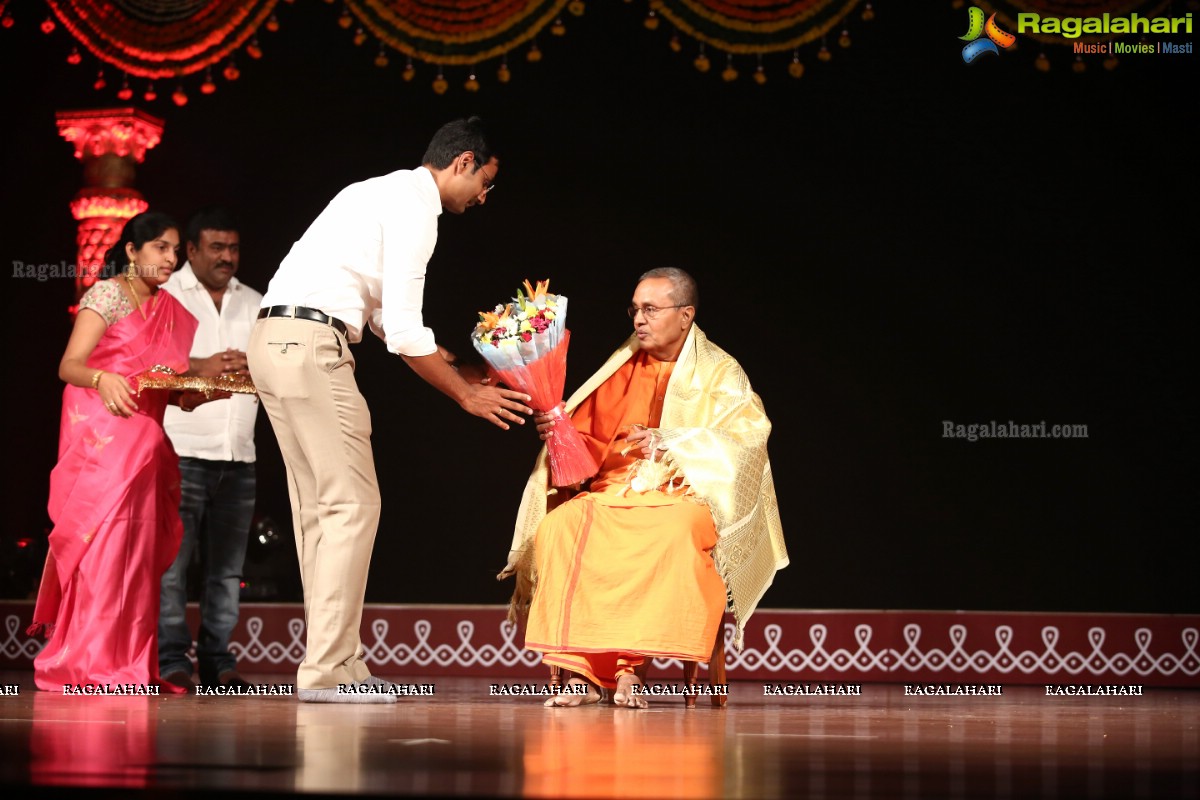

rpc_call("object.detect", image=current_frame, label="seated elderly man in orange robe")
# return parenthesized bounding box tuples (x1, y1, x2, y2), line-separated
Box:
(500, 267, 788, 708)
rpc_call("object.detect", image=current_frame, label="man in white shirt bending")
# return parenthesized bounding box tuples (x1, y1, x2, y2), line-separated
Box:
(247, 116, 533, 703)
(160, 206, 261, 694)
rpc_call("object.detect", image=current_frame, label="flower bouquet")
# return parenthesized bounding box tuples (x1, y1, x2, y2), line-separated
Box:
(471, 279, 598, 487)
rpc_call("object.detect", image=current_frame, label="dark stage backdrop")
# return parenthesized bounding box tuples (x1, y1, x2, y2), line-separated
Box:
(1, 3, 1194, 613)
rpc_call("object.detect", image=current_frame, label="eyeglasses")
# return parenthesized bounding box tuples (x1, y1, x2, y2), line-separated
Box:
(627, 304, 687, 320)
(477, 165, 496, 195)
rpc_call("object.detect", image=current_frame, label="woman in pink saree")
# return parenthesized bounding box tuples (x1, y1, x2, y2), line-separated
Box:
(29, 212, 211, 692)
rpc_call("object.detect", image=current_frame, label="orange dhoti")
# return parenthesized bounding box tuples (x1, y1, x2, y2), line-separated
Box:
(525, 489, 726, 689)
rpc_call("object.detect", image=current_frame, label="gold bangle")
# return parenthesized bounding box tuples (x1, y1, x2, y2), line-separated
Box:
(90, 371, 104, 389)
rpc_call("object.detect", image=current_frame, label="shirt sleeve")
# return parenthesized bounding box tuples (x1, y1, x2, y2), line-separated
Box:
(377, 187, 439, 357)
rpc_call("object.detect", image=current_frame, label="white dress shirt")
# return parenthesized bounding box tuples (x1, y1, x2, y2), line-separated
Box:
(260, 167, 442, 357)
(162, 263, 263, 463)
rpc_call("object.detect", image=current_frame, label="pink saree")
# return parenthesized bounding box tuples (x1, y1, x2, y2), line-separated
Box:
(30, 289, 197, 691)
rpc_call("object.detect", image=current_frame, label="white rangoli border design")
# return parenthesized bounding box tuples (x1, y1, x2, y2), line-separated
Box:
(5, 614, 1196, 678)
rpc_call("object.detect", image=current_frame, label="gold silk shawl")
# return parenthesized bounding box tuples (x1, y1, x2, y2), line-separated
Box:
(499, 324, 788, 648)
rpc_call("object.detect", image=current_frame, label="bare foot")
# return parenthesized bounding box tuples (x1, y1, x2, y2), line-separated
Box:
(544, 677, 602, 708)
(611, 673, 649, 709)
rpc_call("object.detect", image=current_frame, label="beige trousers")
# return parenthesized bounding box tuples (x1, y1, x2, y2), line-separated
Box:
(247, 317, 379, 689)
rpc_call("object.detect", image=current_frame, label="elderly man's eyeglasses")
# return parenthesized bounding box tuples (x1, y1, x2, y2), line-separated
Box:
(627, 304, 687, 320)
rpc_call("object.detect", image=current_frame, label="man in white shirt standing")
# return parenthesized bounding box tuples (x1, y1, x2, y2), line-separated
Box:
(247, 116, 533, 703)
(160, 207, 262, 693)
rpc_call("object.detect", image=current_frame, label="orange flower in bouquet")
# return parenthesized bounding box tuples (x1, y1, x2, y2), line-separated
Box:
(471, 280, 598, 486)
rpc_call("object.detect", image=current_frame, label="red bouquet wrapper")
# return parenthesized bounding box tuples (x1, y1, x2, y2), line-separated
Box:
(487, 329, 599, 487)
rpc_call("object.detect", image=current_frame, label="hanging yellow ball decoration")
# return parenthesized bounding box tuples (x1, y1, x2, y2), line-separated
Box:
(1034, 52, 1051, 72)
(694, 54, 711, 73)
(551, 19, 566, 36)
(861, 3, 875, 22)
(375, 52, 389, 68)
(753, 68, 767, 85)
(338, 12, 353, 29)
(497, 64, 512, 83)
(1103, 55, 1119, 71)
(817, 45, 832, 62)
(838, 30, 852, 48)
(527, 44, 543, 62)
(1072, 56, 1086, 73)
(788, 60, 805, 79)
(465, 74, 480, 92)
(568, 1, 586, 17)
(669, 35, 682, 53)
(246, 42, 263, 59)
(402, 65, 416, 82)
(354, 29, 367, 46)
(266, 15, 280, 32)
(432, 75, 449, 94)
(721, 64, 738, 82)
(644, 12, 660, 30)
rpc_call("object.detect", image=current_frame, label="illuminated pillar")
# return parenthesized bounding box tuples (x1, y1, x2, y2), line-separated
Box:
(55, 108, 164, 307)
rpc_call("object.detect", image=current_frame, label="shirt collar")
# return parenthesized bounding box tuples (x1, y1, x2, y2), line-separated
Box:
(414, 166, 444, 217)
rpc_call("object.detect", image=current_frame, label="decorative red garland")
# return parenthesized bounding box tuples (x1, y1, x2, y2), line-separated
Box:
(45, 0, 280, 79)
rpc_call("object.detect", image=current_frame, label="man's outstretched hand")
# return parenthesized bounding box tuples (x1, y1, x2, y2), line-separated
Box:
(460, 383, 532, 430)
(402, 349, 532, 429)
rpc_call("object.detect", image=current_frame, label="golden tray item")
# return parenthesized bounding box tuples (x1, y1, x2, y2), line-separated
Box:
(134, 369, 257, 397)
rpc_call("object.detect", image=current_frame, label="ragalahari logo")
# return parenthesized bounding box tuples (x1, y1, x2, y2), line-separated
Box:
(960, 6, 1017, 62)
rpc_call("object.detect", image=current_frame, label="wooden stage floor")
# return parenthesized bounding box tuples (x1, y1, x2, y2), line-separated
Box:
(0, 672, 1195, 800)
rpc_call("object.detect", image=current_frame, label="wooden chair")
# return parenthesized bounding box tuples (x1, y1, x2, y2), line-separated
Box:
(683, 626, 728, 709)
(547, 623, 728, 708)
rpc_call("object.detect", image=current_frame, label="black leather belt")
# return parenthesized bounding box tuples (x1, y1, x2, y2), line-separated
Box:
(258, 305, 347, 337)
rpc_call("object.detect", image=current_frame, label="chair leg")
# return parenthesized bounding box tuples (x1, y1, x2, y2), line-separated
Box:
(710, 626, 727, 708)
(683, 659, 700, 709)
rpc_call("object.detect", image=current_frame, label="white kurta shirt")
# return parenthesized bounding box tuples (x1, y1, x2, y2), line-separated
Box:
(162, 263, 263, 463)
(260, 166, 442, 357)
